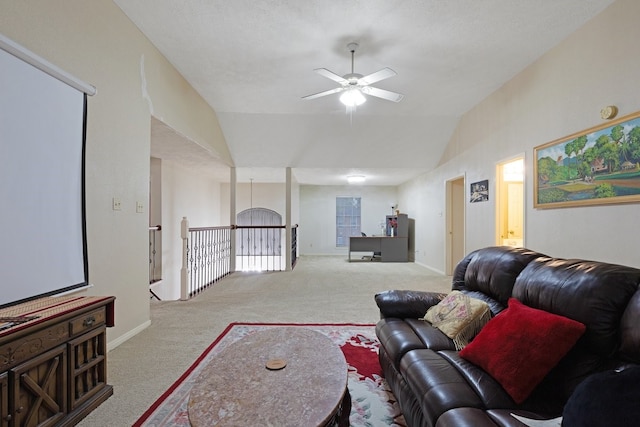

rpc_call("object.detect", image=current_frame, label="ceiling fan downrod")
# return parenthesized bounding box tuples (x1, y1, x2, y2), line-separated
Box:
(348, 42, 358, 75)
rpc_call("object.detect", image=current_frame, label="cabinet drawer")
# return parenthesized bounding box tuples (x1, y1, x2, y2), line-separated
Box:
(0, 323, 68, 371)
(69, 308, 105, 336)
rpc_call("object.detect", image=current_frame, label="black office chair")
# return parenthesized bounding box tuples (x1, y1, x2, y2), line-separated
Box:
(358, 232, 380, 261)
(361, 232, 382, 261)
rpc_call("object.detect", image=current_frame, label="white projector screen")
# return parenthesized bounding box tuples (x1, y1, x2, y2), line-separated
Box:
(0, 44, 89, 308)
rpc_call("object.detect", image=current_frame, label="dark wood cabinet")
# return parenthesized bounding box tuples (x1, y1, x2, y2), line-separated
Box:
(0, 373, 8, 427)
(0, 296, 114, 426)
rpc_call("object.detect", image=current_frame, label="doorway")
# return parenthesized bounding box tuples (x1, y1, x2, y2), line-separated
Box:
(496, 157, 524, 247)
(445, 176, 465, 275)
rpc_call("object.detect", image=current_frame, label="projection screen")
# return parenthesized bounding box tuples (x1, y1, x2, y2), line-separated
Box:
(0, 35, 94, 308)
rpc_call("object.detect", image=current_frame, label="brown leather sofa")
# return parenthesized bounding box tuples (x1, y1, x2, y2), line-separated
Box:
(375, 246, 640, 427)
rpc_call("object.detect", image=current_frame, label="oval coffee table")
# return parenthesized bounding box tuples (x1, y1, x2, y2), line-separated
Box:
(188, 327, 350, 426)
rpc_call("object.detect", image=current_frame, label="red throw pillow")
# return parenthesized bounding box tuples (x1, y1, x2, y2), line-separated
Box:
(459, 298, 586, 404)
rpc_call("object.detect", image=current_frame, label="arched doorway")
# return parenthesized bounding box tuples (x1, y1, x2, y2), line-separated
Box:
(236, 208, 283, 270)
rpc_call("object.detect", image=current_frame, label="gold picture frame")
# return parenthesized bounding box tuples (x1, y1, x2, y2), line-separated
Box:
(534, 110, 640, 209)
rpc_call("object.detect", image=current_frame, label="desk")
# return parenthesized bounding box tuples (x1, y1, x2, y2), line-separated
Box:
(349, 236, 408, 262)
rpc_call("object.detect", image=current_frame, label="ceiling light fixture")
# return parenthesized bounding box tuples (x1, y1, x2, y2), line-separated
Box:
(302, 42, 403, 108)
(347, 175, 366, 184)
(340, 88, 366, 107)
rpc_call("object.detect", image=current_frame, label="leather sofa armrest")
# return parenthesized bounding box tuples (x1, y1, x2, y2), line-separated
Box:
(375, 290, 447, 319)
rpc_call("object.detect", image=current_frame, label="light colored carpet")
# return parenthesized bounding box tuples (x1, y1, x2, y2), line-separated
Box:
(78, 255, 451, 426)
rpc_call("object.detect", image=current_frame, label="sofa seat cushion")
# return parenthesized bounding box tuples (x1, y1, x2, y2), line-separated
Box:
(400, 349, 484, 426)
(406, 318, 458, 351)
(436, 408, 556, 427)
(436, 408, 500, 427)
(487, 410, 559, 427)
(378, 347, 428, 427)
(376, 318, 430, 369)
(376, 318, 456, 369)
(438, 350, 515, 408)
(460, 298, 586, 404)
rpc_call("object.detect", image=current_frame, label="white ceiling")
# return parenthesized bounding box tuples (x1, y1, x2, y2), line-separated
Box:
(121, 0, 615, 185)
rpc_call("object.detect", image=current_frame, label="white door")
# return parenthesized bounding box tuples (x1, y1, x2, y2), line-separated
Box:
(446, 176, 465, 275)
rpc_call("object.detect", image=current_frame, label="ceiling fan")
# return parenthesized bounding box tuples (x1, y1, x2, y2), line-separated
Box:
(302, 42, 404, 107)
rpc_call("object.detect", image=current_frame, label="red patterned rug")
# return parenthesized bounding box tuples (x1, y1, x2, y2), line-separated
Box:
(133, 322, 406, 426)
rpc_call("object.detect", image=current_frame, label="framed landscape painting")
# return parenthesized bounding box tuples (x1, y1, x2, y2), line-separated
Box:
(534, 111, 640, 209)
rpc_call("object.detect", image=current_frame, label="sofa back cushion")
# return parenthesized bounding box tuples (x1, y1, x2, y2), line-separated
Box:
(511, 257, 640, 405)
(452, 246, 546, 314)
(512, 258, 640, 357)
(620, 291, 640, 362)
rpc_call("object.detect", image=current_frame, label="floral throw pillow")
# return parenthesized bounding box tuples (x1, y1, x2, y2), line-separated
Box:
(423, 290, 491, 350)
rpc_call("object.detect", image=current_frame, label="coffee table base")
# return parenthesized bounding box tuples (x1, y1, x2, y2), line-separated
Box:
(328, 388, 351, 427)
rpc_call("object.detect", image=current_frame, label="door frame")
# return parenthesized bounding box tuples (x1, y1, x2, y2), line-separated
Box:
(445, 174, 466, 276)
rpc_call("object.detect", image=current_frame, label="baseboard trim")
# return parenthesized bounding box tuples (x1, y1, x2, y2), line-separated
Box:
(107, 319, 151, 352)
(414, 260, 445, 276)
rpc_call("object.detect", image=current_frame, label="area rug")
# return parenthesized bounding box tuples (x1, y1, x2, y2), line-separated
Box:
(133, 322, 406, 426)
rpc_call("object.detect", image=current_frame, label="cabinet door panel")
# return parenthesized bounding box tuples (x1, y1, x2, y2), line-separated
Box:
(68, 326, 107, 410)
(1, 372, 8, 427)
(11, 345, 66, 427)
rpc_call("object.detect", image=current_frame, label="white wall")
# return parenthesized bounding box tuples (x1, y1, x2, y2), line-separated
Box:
(300, 185, 398, 255)
(154, 159, 221, 300)
(221, 182, 289, 223)
(400, 0, 640, 270)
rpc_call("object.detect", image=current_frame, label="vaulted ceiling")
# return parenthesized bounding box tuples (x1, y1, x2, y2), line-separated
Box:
(117, 0, 615, 185)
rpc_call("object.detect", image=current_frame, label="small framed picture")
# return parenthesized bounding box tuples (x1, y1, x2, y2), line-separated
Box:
(470, 180, 489, 203)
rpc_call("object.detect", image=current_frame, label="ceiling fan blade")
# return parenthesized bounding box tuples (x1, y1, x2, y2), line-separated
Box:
(358, 68, 397, 85)
(302, 87, 344, 100)
(361, 86, 404, 102)
(314, 68, 348, 85)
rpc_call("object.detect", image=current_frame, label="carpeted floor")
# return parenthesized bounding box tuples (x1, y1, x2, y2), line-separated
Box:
(78, 255, 451, 426)
(133, 323, 407, 427)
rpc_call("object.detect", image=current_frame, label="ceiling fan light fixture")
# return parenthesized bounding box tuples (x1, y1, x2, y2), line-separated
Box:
(303, 42, 402, 106)
(339, 88, 366, 107)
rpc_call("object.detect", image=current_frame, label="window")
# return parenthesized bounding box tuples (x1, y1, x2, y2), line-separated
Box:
(336, 197, 361, 247)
